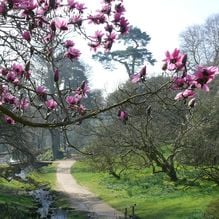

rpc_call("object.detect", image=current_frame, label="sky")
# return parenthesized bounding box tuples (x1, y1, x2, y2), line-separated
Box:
(80, 0, 219, 95)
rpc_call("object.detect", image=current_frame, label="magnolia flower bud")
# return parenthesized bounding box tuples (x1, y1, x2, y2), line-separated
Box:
(54, 68, 59, 82)
(50, 21, 56, 32)
(22, 31, 31, 42)
(0, 2, 7, 15)
(4, 116, 16, 125)
(162, 63, 167, 71)
(118, 110, 128, 123)
(181, 54, 187, 65)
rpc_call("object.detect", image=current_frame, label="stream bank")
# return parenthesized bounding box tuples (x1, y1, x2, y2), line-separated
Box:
(0, 162, 88, 218)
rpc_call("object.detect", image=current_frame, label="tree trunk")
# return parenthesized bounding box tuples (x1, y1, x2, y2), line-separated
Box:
(167, 166, 178, 181)
(49, 129, 62, 160)
(148, 150, 178, 181)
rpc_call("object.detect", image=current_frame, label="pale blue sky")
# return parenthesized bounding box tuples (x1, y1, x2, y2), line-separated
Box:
(81, 0, 219, 94)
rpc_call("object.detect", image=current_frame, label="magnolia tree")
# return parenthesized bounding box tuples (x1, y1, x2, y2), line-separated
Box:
(0, 0, 218, 145)
(0, 0, 129, 127)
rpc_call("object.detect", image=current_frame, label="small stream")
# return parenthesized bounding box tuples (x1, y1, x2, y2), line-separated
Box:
(15, 166, 69, 218)
(1, 164, 89, 218)
(30, 188, 69, 219)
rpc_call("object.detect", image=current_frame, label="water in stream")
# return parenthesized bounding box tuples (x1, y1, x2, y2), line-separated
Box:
(1, 165, 89, 218)
(15, 168, 69, 218)
(30, 188, 70, 219)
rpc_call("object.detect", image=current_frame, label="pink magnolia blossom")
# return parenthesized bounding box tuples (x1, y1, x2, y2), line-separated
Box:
(12, 78, 20, 85)
(131, 66, 147, 83)
(88, 42, 100, 52)
(163, 48, 186, 71)
(7, 71, 16, 82)
(4, 116, 16, 125)
(100, 4, 111, 15)
(119, 17, 129, 34)
(45, 99, 58, 110)
(0, 85, 8, 105)
(104, 32, 117, 50)
(22, 31, 31, 41)
(54, 18, 68, 31)
(0, 68, 8, 76)
(115, 3, 125, 14)
(65, 47, 81, 60)
(76, 81, 89, 97)
(118, 110, 128, 123)
(174, 89, 195, 100)
(172, 77, 186, 90)
(35, 16, 48, 28)
(44, 33, 54, 42)
(12, 63, 24, 76)
(89, 31, 104, 51)
(104, 0, 116, 3)
(15, 98, 29, 110)
(71, 15, 83, 26)
(64, 40, 75, 48)
(13, 0, 38, 11)
(193, 66, 219, 91)
(68, 0, 78, 9)
(75, 3, 86, 13)
(77, 104, 86, 115)
(66, 94, 81, 106)
(171, 75, 194, 90)
(92, 30, 104, 43)
(114, 12, 122, 23)
(0, 84, 8, 94)
(88, 13, 106, 24)
(3, 92, 16, 104)
(105, 24, 113, 33)
(36, 85, 47, 95)
(36, 7, 47, 15)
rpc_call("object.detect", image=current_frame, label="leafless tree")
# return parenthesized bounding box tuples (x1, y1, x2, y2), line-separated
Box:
(180, 13, 219, 67)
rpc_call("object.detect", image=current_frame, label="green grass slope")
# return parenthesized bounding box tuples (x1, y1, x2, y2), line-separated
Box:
(72, 161, 219, 219)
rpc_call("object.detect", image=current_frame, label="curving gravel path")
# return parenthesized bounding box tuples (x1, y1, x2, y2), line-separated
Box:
(55, 160, 123, 219)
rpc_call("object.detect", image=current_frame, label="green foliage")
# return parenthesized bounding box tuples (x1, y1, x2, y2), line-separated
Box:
(93, 26, 156, 76)
(27, 164, 57, 188)
(177, 78, 219, 184)
(0, 164, 57, 218)
(0, 174, 37, 218)
(0, 163, 87, 218)
(206, 199, 219, 219)
(86, 76, 188, 181)
(37, 149, 53, 161)
(72, 161, 219, 219)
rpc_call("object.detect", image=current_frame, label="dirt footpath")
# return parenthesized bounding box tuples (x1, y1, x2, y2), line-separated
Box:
(55, 160, 123, 219)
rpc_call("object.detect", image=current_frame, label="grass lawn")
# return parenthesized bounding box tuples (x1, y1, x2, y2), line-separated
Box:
(28, 163, 57, 188)
(72, 161, 219, 219)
